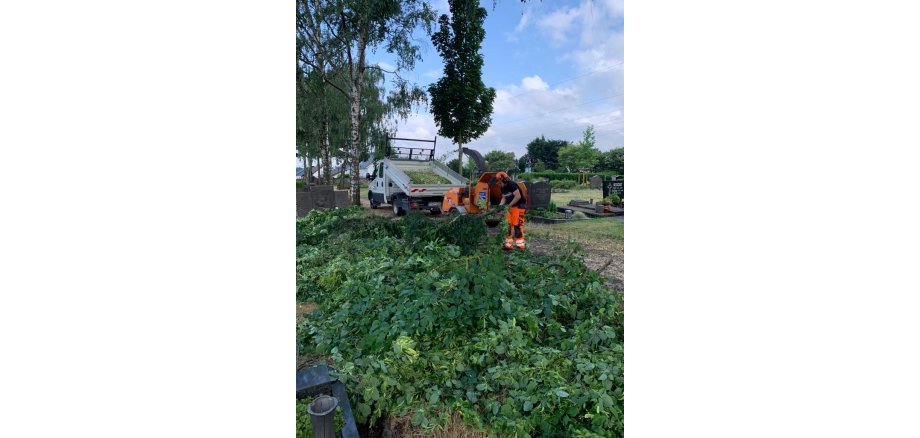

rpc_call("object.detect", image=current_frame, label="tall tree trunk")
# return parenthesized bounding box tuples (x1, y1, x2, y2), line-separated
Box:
(308, 0, 333, 186)
(457, 143, 463, 175)
(347, 34, 367, 205)
(303, 150, 311, 187)
(320, 120, 332, 185)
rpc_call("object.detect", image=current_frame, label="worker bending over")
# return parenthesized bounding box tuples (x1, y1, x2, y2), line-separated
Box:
(496, 172, 527, 250)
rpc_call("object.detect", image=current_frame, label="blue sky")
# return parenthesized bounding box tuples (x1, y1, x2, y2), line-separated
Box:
(369, 0, 624, 161)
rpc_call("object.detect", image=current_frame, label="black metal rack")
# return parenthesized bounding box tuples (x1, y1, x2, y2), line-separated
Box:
(385, 136, 436, 161)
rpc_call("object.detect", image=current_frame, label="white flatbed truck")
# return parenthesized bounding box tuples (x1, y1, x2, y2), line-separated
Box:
(367, 138, 466, 216)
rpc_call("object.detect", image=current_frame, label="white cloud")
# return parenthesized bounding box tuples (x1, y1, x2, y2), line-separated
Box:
(533, 0, 624, 47)
(381, 0, 626, 159)
(393, 113, 437, 141)
(566, 34, 625, 72)
(376, 61, 396, 72)
(515, 9, 532, 33)
(536, 7, 581, 45)
(603, 0, 625, 16)
(521, 75, 549, 91)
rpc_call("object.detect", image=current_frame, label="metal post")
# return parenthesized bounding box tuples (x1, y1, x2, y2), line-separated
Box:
(307, 395, 338, 438)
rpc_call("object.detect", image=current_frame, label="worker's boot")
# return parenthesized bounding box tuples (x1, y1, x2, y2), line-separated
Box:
(514, 238, 526, 250)
(503, 237, 514, 250)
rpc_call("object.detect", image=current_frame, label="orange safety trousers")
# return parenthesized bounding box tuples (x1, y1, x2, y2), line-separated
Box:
(503, 206, 526, 249)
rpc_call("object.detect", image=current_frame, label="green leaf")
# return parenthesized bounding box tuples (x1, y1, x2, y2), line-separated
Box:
(555, 390, 569, 398)
(523, 400, 533, 412)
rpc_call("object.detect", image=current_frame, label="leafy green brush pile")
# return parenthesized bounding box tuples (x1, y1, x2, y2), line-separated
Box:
(296, 208, 623, 437)
(404, 170, 453, 184)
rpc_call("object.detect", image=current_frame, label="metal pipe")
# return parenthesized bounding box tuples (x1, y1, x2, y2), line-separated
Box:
(307, 395, 338, 438)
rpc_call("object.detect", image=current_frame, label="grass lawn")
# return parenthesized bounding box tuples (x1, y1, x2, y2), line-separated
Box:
(528, 217, 623, 252)
(550, 187, 603, 206)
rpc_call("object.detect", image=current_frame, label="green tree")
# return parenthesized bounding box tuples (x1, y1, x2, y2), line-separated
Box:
(338, 0, 435, 204)
(428, 0, 496, 174)
(558, 125, 600, 172)
(300, 0, 433, 203)
(446, 157, 478, 179)
(296, 65, 319, 185)
(533, 159, 546, 172)
(484, 150, 519, 174)
(297, 0, 342, 184)
(517, 153, 531, 171)
(597, 147, 624, 174)
(525, 136, 567, 171)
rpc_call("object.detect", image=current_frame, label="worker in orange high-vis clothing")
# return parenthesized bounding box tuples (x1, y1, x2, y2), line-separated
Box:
(496, 172, 528, 250)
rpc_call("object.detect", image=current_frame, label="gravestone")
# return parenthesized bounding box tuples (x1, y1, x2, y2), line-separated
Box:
(311, 186, 336, 209)
(296, 192, 314, 217)
(296, 184, 351, 216)
(589, 175, 603, 189)
(602, 177, 624, 199)
(525, 181, 551, 209)
(334, 190, 350, 208)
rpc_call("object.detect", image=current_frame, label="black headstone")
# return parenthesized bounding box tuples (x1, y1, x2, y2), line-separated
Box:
(311, 186, 335, 209)
(602, 178, 624, 199)
(296, 192, 314, 217)
(525, 181, 551, 209)
(334, 190, 350, 208)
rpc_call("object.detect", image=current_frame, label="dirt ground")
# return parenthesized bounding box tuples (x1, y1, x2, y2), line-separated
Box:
(359, 194, 405, 217)
(526, 237, 624, 291)
(483, 220, 624, 291)
(296, 302, 316, 323)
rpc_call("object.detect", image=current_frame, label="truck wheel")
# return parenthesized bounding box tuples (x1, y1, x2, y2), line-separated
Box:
(368, 191, 379, 209)
(392, 197, 405, 216)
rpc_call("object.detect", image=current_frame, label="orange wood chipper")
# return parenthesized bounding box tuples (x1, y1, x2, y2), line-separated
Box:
(440, 147, 530, 215)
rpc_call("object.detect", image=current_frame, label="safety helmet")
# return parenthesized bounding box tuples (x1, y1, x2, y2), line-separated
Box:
(495, 171, 510, 182)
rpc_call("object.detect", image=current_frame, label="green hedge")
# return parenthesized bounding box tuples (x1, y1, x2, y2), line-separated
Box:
(522, 171, 619, 182)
